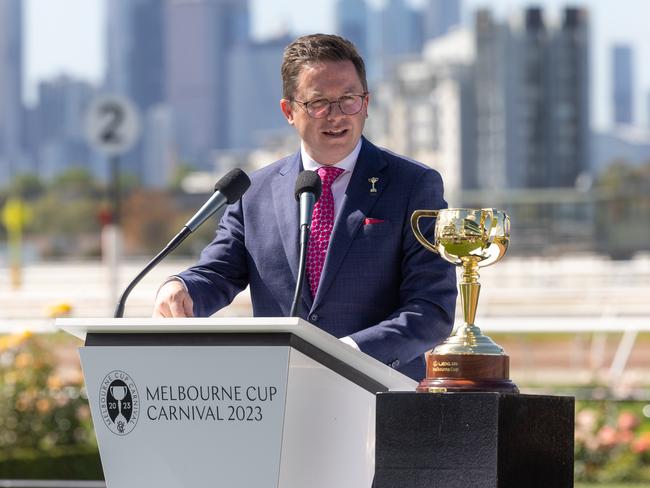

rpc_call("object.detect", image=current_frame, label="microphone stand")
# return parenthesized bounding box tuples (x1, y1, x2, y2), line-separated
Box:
(290, 223, 310, 317)
(114, 227, 191, 318)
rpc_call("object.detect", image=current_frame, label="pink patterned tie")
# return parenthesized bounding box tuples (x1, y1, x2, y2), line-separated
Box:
(307, 166, 345, 297)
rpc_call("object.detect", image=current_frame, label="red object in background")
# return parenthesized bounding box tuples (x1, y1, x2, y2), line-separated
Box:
(98, 207, 114, 227)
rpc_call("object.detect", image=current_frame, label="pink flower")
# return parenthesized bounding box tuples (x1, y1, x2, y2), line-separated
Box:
(596, 425, 618, 449)
(632, 432, 650, 454)
(617, 411, 640, 432)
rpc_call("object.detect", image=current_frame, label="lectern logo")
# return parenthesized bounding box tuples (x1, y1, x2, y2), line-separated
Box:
(99, 370, 140, 436)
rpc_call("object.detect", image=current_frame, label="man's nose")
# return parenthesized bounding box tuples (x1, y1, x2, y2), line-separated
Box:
(326, 101, 345, 120)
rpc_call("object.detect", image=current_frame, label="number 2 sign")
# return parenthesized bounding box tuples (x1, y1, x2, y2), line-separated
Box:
(85, 94, 141, 156)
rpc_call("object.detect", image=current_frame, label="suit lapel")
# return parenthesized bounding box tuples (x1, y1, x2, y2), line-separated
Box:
(312, 138, 389, 310)
(272, 151, 313, 310)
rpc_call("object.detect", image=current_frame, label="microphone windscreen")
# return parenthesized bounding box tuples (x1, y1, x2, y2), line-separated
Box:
(214, 168, 251, 204)
(294, 170, 322, 202)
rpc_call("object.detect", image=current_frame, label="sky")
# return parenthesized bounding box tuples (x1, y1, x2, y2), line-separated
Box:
(24, 0, 650, 130)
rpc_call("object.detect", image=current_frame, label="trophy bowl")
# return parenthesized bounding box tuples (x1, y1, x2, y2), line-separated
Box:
(411, 208, 518, 393)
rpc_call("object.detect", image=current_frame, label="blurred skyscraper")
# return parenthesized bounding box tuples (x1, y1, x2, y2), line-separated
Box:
(473, 9, 513, 190)
(380, 0, 423, 76)
(165, 0, 250, 168)
(612, 44, 634, 126)
(335, 0, 368, 58)
(106, 0, 166, 112)
(423, 0, 461, 41)
(30, 76, 96, 180)
(372, 5, 590, 195)
(105, 0, 166, 182)
(474, 7, 589, 190)
(227, 36, 292, 150)
(546, 8, 590, 188)
(0, 0, 24, 185)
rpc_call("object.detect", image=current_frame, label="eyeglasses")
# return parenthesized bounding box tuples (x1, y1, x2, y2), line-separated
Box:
(291, 93, 368, 119)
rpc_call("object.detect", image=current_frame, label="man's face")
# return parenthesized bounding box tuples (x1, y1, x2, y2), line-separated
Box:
(280, 60, 369, 165)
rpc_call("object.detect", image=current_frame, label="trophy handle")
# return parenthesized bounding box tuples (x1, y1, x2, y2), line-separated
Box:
(410, 210, 439, 254)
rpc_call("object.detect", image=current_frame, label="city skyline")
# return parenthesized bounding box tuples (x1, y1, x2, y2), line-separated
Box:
(23, 0, 650, 130)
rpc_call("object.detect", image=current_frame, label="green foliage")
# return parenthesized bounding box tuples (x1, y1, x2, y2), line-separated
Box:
(0, 446, 103, 480)
(8, 173, 46, 200)
(52, 168, 100, 194)
(0, 333, 96, 451)
(0, 332, 101, 479)
(594, 160, 650, 258)
(1, 166, 217, 257)
(169, 162, 197, 191)
(597, 160, 650, 193)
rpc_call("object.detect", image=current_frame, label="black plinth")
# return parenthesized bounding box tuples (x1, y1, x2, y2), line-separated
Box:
(374, 392, 574, 488)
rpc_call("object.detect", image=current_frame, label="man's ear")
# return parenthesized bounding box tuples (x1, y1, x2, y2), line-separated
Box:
(280, 99, 295, 125)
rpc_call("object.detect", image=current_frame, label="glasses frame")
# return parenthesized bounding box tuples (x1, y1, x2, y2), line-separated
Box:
(291, 93, 369, 119)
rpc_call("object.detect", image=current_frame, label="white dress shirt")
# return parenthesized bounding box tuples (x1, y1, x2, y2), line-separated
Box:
(300, 138, 362, 222)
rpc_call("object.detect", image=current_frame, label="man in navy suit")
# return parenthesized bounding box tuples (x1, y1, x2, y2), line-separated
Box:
(154, 34, 456, 381)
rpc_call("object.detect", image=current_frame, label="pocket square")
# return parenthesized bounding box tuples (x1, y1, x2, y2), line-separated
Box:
(364, 217, 386, 225)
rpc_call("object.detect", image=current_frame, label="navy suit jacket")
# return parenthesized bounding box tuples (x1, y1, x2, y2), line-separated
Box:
(178, 137, 457, 380)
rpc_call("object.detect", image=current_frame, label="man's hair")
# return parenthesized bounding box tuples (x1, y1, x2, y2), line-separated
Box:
(281, 34, 367, 100)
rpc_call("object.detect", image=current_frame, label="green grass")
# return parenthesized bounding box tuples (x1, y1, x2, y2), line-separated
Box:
(576, 484, 650, 488)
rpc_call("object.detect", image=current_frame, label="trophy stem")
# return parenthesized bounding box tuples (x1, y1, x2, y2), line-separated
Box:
(460, 259, 481, 326)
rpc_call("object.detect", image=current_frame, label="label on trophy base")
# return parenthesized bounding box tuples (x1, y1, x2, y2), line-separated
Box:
(425, 353, 509, 380)
(418, 353, 518, 394)
(429, 360, 460, 374)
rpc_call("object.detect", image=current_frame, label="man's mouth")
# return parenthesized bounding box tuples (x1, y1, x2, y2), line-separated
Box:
(322, 128, 348, 137)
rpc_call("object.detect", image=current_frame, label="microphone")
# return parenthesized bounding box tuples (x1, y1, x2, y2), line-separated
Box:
(114, 168, 251, 318)
(290, 170, 322, 317)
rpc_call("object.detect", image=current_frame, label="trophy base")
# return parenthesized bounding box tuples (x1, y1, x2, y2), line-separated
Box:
(416, 353, 519, 394)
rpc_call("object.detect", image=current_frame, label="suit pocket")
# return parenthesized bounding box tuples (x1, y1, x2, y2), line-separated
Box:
(361, 220, 392, 237)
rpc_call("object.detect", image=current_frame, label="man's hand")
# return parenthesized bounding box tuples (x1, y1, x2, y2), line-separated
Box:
(153, 279, 195, 317)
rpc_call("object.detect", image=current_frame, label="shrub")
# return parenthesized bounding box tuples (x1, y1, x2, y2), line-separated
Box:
(575, 400, 650, 483)
(0, 332, 101, 479)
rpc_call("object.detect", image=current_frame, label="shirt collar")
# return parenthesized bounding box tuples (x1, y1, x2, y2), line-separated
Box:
(301, 138, 362, 174)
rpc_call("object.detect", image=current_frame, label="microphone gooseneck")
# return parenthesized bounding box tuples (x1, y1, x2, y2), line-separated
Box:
(290, 170, 322, 317)
(185, 168, 251, 232)
(114, 168, 251, 318)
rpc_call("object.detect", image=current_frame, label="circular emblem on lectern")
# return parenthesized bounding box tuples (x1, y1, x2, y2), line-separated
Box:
(99, 370, 140, 436)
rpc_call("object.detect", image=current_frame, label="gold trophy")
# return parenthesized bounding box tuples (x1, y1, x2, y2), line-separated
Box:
(411, 208, 518, 393)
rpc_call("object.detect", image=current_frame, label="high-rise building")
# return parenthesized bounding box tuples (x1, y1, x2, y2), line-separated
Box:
(546, 8, 590, 187)
(612, 44, 634, 126)
(142, 104, 176, 188)
(379, 0, 423, 76)
(106, 0, 165, 112)
(32, 76, 96, 180)
(165, 0, 250, 168)
(517, 7, 548, 188)
(335, 0, 368, 59)
(423, 0, 461, 41)
(0, 0, 24, 185)
(105, 0, 166, 182)
(474, 7, 590, 190)
(473, 9, 514, 190)
(227, 36, 292, 151)
(36, 76, 95, 144)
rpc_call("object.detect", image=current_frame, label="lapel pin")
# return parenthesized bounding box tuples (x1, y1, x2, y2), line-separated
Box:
(368, 177, 379, 193)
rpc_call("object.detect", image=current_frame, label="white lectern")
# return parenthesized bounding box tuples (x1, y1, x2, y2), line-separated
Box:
(58, 318, 416, 488)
